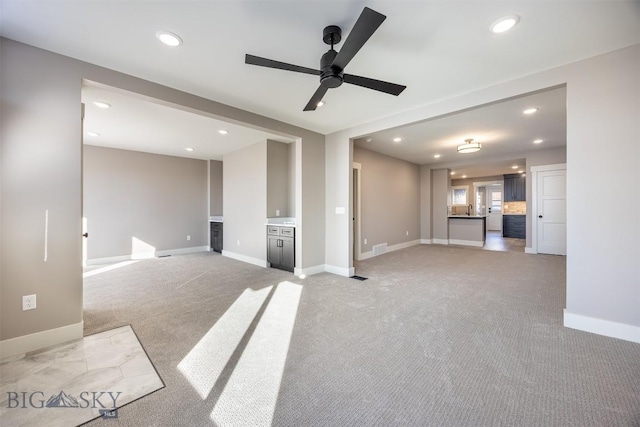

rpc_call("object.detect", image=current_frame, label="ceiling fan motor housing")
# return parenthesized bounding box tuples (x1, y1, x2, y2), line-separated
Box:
(320, 49, 343, 88)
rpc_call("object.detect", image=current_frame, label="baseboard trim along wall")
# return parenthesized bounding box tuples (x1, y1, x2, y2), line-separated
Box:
(295, 265, 325, 277)
(324, 264, 355, 277)
(420, 239, 433, 244)
(87, 246, 209, 265)
(432, 238, 449, 245)
(525, 247, 537, 254)
(0, 321, 84, 359)
(222, 250, 268, 268)
(564, 309, 640, 344)
(359, 240, 421, 260)
(448, 239, 484, 248)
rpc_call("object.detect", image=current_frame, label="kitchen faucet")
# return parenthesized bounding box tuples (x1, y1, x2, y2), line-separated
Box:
(468, 204, 473, 216)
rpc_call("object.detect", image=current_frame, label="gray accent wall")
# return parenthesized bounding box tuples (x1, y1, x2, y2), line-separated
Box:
(209, 160, 223, 216)
(83, 146, 208, 260)
(223, 141, 267, 262)
(431, 169, 451, 241)
(267, 140, 290, 218)
(353, 147, 420, 253)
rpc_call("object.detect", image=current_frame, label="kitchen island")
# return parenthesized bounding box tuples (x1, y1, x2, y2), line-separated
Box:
(448, 215, 487, 247)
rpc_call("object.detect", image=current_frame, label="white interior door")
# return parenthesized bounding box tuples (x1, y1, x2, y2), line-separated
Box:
(537, 169, 566, 255)
(486, 187, 502, 231)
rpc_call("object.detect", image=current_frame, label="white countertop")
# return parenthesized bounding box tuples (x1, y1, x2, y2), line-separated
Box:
(209, 216, 223, 223)
(448, 215, 487, 219)
(265, 217, 296, 228)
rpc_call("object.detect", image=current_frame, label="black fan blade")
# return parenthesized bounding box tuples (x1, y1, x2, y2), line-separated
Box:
(245, 54, 320, 76)
(332, 7, 386, 70)
(343, 74, 406, 96)
(303, 85, 329, 111)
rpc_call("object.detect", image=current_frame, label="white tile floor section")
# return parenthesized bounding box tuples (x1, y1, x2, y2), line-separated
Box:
(0, 325, 164, 427)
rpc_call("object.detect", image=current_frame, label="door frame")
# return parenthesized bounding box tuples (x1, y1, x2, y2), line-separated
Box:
(530, 163, 567, 254)
(473, 180, 503, 230)
(352, 162, 362, 261)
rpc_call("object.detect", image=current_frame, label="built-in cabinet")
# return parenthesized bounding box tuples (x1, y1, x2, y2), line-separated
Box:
(210, 222, 223, 253)
(504, 173, 526, 202)
(503, 215, 525, 239)
(267, 226, 295, 272)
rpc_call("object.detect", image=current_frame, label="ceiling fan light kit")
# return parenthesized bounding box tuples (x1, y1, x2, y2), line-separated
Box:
(457, 138, 482, 154)
(245, 7, 406, 111)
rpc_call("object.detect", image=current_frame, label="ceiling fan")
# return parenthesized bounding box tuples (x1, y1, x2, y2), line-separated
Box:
(245, 7, 407, 111)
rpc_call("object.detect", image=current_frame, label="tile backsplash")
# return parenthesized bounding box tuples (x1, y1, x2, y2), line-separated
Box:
(503, 201, 527, 214)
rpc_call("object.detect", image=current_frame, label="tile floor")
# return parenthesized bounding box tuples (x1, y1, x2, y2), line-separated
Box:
(483, 230, 525, 253)
(0, 325, 164, 427)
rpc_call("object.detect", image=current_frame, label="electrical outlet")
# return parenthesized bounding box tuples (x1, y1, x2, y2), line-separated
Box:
(364, 238, 368, 245)
(22, 294, 36, 311)
(187, 235, 191, 241)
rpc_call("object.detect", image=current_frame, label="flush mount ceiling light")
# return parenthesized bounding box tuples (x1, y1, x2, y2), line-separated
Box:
(393, 137, 402, 143)
(93, 101, 111, 109)
(156, 30, 182, 47)
(457, 138, 482, 154)
(491, 15, 520, 33)
(218, 130, 229, 135)
(523, 107, 538, 115)
(533, 139, 543, 144)
(87, 132, 100, 137)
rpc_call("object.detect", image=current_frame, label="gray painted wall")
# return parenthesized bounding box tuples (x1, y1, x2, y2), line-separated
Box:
(353, 147, 420, 252)
(0, 38, 324, 350)
(420, 166, 432, 241)
(209, 160, 223, 216)
(223, 141, 267, 262)
(267, 140, 290, 218)
(83, 146, 207, 260)
(431, 169, 451, 241)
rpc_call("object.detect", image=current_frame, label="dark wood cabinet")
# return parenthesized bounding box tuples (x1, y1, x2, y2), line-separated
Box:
(504, 174, 526, 201)
(210, 222, 223, 253)
(503, 215, 525, 239)
(267, 226, 295, 272)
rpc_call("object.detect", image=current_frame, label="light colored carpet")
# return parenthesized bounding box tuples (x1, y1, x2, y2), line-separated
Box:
(81, 246, 640, 426)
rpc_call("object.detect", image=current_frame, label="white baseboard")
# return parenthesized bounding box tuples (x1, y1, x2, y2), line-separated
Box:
(0, 321, 84, 359)
(295, 264, 325, 277)
(222, 250, 268, 268)
(525, 247, 537, 254)
(86, 246, 209, 265)
(420, 239, 433, 244)
(432, 238, 449, 245)
(324, 264, 354, 277)
(564, 310, 640, 344)
(359, 240, 420, 260)
(449, 239, 484, 248)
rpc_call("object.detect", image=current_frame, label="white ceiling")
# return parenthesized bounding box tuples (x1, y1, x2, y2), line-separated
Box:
(81, 84, 294, 161)
(1, 1, 638, 136)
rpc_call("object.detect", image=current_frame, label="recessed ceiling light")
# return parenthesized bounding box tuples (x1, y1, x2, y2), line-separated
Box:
(523, 108, 538, 115)
(218, 130, 229, 135)
(87, 132, 100, 137)
(156, 30, 182, 47)
(365, 137, 373, 142)
(393, 137, 402, 143)
(434, 154, 441, 159)
(462, 175, 467, 179)
(533, 139, 543, 144)
(93, 101, 111, 109)
(317, 101, 325, 107)
(185, 148, 194, 152)
(518, 170, 523, 173)
(450, 171, 456, 175)
(491, 15, 520, 34)
(512, 165, 518, 169)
